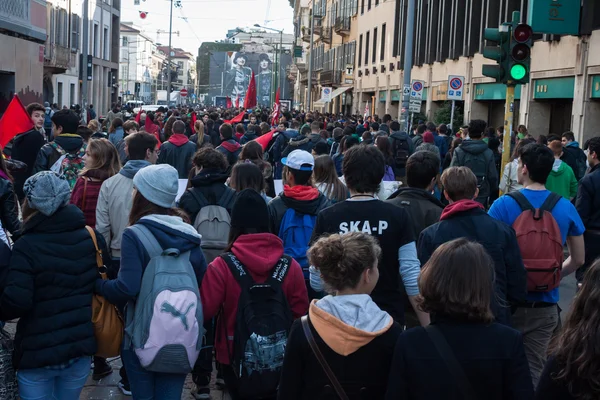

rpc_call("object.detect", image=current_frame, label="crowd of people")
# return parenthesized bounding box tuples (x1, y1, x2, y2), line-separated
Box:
(0, 100, 599, 400)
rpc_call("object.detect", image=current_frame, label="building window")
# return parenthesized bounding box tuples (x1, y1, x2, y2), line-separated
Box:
(358, 34, 363, 67)
(375, 0, 378, 5)
(368, 0, 371, 11)
(380, 23, 386, 61)
(361, 0, 364, 14)
(93, 24, 99, 57)
(57, 82, 63, 107)
(372, 28, 377, 64)
(122, 36, 128, 47)
(70, 14, 80, 51)
(70, 84, 75, 107)
(365, 31, 370, 65)
(103, 27, 109, 60)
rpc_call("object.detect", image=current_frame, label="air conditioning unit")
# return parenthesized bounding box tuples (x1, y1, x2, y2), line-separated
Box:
(358, 70, 363, 77)
(365, 68, 369, 76)
(381, 65, 386, 73)
(373, 66, 377, 74)
(389, 62, 395, 71)
(397, 60, 402, 70)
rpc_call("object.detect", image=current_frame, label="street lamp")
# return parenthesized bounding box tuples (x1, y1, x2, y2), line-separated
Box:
(254, 24, 284, 102)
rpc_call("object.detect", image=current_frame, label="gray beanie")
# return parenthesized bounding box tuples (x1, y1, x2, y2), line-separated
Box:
(23, 171, 71, 216)
(133, 164, 179, 208)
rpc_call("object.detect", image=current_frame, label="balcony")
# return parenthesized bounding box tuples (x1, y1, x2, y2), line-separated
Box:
(319, 27, 332, 44)
(301, 27, 311, 43)
(300, 71, 318, 84)
(313, 20, 322, 36)
(334, 17, 351, 35)
(44, 44, 71, 73)
(319, 69, 342, 86)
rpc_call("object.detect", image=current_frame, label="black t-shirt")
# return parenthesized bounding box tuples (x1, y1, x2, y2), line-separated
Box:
(311, 199, 415, 323)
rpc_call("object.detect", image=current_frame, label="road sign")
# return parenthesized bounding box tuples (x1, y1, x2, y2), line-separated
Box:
(180, 88, 188, 97)
(447, 75, 465, 100)
(403, 84, 410, 98)
(322, 87, 332, 102)
(409, 99, 421, 113)
(411, 80, 425, 99)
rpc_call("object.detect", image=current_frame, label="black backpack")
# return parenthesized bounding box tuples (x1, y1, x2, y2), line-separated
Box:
(221, 252, 293, 398)
(392, 134, 411, 170)
(457, 148, 492, 205)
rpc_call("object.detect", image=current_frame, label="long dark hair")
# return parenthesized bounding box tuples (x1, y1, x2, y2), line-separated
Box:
(313, 155, 347, 202)
(230, 162, 266, 193)
(129, 190, 184, 226)
(549, 260, 600, 399)
(375, 136, 394, 166)
(0, 151, 13, 182)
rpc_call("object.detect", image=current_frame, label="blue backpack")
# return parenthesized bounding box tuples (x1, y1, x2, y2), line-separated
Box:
(278, 208, 316, 278)
(43, 109, 53, 131)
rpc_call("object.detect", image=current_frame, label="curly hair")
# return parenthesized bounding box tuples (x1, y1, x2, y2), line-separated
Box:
(308, 232, 381, 293)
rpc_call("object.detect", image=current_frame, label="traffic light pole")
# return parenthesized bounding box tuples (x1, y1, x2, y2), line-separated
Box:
(500, 84, 515, 194)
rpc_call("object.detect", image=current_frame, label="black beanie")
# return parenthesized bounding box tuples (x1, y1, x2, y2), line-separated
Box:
(230, 189, 270, 233)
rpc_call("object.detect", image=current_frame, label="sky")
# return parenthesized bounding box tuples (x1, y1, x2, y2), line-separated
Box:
(120, 0, 295, 55)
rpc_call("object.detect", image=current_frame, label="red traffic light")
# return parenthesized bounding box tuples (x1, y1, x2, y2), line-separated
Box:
(513, 24, 532, 43)
(511, 43, 530, 61)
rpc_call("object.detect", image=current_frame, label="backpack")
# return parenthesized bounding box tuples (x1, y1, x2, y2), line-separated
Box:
(507, 192, 564, 292)
(125, 224, 203, 373)
(49, 142, 85, 189)
(392, 134, 411, 170)
(190, 189, 236, 263)
(220, 252, 293, 398)
(569, 148, 587, 181)
(458, 148, 492, 206)
(43, 109, 52, 131)
(278, 208, 317, 278)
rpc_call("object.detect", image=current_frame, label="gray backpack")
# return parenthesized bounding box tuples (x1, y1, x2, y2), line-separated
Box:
(125, 224, 203, 374)
(190, 189, 236, 263)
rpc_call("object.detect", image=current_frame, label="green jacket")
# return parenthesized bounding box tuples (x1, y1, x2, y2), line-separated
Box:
(546, 159, 578, 199)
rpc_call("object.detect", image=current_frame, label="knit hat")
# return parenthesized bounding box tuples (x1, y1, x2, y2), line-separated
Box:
(23, 171, 71, 216)
(230, 189, 270, 233)
(133, 164, 179, 208)
(423, 131, 435, 144)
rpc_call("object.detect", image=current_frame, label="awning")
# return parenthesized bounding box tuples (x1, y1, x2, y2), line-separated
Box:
(313, 100, 326, 108)
(329, 86, 353, 101)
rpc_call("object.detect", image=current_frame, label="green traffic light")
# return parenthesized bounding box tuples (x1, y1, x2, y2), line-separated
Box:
(510, 64, 527, 80)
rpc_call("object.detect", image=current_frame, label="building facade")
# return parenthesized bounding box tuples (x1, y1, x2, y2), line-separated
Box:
(120, 22, 154, 103)
(157, 46, 197, 96)
(353, 0, 600, 143)
(0, 0, 47, 114)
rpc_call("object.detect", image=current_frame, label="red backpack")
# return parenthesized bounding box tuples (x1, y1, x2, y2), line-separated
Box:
(507, 192, 563, 292)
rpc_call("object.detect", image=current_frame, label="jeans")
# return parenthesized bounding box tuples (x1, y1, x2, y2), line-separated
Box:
(121, 348, 187, 400)
(512, 305, 558, 387)
(192, 318, 215, 387)
(17, 357, 90, 400)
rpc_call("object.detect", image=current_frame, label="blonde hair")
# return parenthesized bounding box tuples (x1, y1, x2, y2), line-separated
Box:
(194, 120, 205, 148)
(87, 119, 99, 132)
(80, 138, 121, 178)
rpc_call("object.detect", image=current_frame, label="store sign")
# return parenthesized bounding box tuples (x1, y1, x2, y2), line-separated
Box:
(527, 0, 580, 35)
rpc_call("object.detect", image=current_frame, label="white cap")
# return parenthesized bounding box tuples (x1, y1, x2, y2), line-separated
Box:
(281, 149, 314, 171)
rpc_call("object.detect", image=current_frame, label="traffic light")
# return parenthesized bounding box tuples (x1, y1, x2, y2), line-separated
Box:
(482, 24, 510, 83)
(508, 23, 533, 84)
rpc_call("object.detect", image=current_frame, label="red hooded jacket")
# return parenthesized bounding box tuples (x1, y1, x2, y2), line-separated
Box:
(200, 233, 309, 365)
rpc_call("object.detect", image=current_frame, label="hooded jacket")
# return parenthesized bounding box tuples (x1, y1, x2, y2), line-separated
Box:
(450, 140, 499, 206)
(178, 168, 236, 222)
(418, 202, 526, 326)
(216, 139, 242, 166)
(11, 128, 46, 200)
(576, 163, 600, 231)
(158, 134, 196, 178)
(546, 159, 578, 200)
(96, 214, 207, 309)
(282, 133, 327, 158)
(0, 205, 108, 369)
(33, 133, 85, 174)
(561, 143, 585, 181)
(239, 130, 259, 145)
(278, 295, 401, 400)
(267, 187, 332, 235)
(200, 233, 309, 365)
(387, 187, 444, 241)
(96, 160, 151, 259)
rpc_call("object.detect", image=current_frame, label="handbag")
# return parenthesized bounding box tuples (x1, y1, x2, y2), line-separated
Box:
(86, 226, 123, 358)
(301, 316, 349, 400)
(0, 328, 18, 400)
(426, 325, 477, 399)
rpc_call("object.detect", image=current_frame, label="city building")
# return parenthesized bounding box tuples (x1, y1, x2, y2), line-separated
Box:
(157, 46, 197, 96)
(352, 0, 600, 142)
(0, 0, 47, 113)
(120, 22, 154, 103)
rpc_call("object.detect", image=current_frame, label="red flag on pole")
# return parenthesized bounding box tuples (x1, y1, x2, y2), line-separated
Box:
(224, 110, 245, 125)
(243, 71, 257, 109)
(0, 96, 34, 148)
(226, 97, 232, 109)
(270, 88, 281, 125)
(254, 129, 276, 151)
(135, 108, 143, 125)
(190, 112, 197, 132)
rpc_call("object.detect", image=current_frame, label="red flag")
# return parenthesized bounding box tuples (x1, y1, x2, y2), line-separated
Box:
(254, 129, 276, 151)
(0, 96, 34, 148)
(190, 112, 197, 132)
(224, 110, 245, 125)
(243, 71, 257, 109)
(226, 97, 232, 109)
(135, 108, 143, 125)
(270, 89, 281, 125)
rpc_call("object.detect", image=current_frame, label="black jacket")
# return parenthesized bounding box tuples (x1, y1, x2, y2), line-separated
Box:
(157, 139, 196, 179)
(418, 208, 527, 326)
(11, 129, 45, 200)
(268, 191, 331, 235)
(178, 168, 236, 222)
(278, 316, 402, 400)
(0, 177, 21, 236)
(451, 140, 499, 206)
(216, 139, 242, 166)
(387, 187, 444, 241)
(388, 131, 415, 178)
(576, 163, 600, 231)
(34, 134, 84, 173)
(534, 356, 576, 400)
(0, 205, 108, 369)
(239, 131, 259, 145)
(189, 134, 212, 149)
(385, 317, 533, 400)
(560, 147, 580, 180)
(282, 134, 326, 158)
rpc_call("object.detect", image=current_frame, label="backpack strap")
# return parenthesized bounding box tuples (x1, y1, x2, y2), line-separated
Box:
(266, 256, 292, 288)
(128, 224, 164, 258)
(506, 191, 534, 213)
(540, 192, 562, 214)
(189, 188, 210, 209)
(220, 252, 255, 290)
(217, 188, 236, 210)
